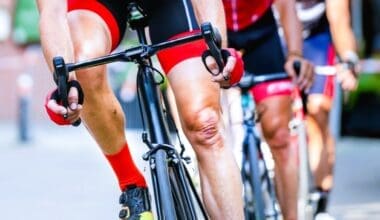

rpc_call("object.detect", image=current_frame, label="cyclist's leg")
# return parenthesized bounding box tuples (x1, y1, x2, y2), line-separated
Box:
(256, 95, 297, 219)
(242, 29, 298, 219)
(304, 31, 336, 214)
(64, 3, 151, 218)
(307, 94, 335, 192)
(306, 93, 335, 212)
(149, 1, 243, 218)
(168, 58, 243, 219)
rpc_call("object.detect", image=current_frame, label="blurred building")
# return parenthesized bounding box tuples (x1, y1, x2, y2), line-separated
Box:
(0, 0, 54, 123)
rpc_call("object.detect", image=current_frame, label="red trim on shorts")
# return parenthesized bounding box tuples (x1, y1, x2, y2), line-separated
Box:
(327, 44, 336, 65)
(323, 76, 335, 98)
(324, 44, 336, 98)
(156, 30, 208, 74)
(68, 0, 120, 50)
(250, 79, 293, 103)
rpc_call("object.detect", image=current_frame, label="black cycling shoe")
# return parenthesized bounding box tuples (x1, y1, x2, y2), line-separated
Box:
(119, 185, 153, 220)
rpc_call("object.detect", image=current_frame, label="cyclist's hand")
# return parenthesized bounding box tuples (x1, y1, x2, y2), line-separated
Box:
(205, 48, 244, 88)
(285, 56, 314, 91)
(336, 62, 359, 91)
(45, 75, 84, 125)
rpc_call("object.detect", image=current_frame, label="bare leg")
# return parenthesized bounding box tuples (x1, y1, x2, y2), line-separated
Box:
(307, 94, 335, 191)
(258, 95, 298, 220)
(66, 11, 147, 191)
(67, 11, 126, 154)
(168, 58, 244, 220)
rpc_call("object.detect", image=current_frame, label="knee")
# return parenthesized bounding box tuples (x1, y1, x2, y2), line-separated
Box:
(182, 107, 222, 150)
(73, 43, 108, 93)
(307, 97, 331, 127)
(262, 116, 292, 158)
(265, 125, 291, 151)
(308, 107, 330, 131)
(266, 126, 293, 165)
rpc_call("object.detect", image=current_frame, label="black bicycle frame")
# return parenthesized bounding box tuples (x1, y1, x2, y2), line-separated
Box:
(133, 19, 207, 220)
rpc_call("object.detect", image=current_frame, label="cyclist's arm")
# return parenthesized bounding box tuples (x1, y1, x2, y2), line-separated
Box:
(37, 0, 80, 123)
(191, 0, 227, 47)
(275, 0, 303, 59)
(37, 0, 75, 72)
(326, 0, 358, 90)
(191, 0, 244, 87)
(326, 0, 357, 61)
(275, 0, 314, 89)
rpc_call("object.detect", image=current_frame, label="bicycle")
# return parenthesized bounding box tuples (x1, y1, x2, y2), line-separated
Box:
(51, 2, 226, 219)
(238, 72, 291, 220)
(236, 61, 321, 220)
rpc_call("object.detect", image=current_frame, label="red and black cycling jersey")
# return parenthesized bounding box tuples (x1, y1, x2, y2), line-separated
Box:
(222, 0, 273, 31)
(296, 0, 329, 37)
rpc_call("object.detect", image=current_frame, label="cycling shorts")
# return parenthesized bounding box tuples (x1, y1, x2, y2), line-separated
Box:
(67, 0, 207, 73)
(303, 29, 335, 98)
(228, 8, 292, 103)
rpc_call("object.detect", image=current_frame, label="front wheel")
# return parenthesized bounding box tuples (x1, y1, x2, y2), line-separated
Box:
(152, 149, 177, 220)
(242, 134, 266, 220)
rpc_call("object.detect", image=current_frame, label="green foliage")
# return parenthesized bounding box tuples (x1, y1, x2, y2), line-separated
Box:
(12, 0, 40, 45)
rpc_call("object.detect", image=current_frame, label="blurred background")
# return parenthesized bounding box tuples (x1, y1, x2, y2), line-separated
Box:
(0, 0, 380, 219)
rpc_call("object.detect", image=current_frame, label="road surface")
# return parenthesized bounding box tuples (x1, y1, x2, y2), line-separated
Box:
(0, 122, 379, 219)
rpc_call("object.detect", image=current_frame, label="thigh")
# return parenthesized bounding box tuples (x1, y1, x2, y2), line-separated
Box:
(68, 0, 128, 51)
(67, 9, 112, 90)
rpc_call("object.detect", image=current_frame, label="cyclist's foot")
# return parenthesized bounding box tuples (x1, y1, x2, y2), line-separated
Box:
(315, 190, 329, 214)
(119, 185, 153, 220)
(315, 212, 335, 220)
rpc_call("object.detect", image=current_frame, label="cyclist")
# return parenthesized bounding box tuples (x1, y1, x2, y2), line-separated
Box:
(37, 0, 244, 219)
(222, 0, 313, 219)
(296, 0, 359, 219)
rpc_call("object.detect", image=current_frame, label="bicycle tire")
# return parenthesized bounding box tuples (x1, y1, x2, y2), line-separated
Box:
(260, 149, 281, 220)
(161, 90, 207, 220)
(242, 133, 266, 220)
(154, 149, 177, 220)
(169, 164, 207, 220)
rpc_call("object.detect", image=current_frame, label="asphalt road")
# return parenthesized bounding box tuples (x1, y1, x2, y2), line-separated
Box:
(0, 122, 380, 220)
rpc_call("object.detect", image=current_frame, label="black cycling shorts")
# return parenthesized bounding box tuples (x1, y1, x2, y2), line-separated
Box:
(228, 8, 293, 103)
(68, 0, 206, 73)
(227, 8, 285, 76)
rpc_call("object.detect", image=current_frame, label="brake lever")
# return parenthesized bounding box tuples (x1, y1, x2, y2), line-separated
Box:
(201, 22, 224, 75)
(53, 57, 82, 126)
(293, 60, 308, 114)
(53, 57, 69, 118)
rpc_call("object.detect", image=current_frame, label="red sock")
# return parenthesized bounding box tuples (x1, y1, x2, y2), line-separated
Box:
(105, 143, 147, 191)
